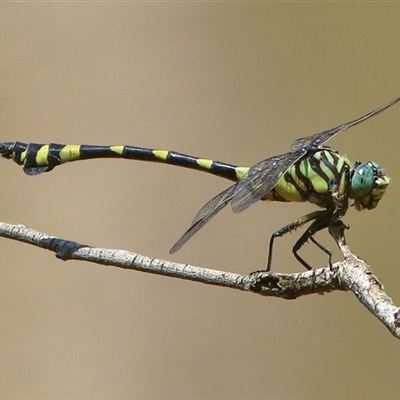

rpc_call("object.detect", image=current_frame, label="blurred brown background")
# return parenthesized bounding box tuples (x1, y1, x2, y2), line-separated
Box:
(1, 3, 400, 398)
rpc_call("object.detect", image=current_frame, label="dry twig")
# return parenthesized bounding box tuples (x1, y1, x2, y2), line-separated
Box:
(1, 221, 399, 338)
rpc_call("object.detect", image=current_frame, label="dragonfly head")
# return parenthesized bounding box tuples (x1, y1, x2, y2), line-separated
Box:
(350, 161, 390, 210)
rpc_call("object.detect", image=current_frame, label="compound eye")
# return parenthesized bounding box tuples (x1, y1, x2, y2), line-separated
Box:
(351, 164, 374, 197)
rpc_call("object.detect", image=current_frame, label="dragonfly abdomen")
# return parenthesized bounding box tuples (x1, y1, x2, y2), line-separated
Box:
(264, 149, 351, 206)
(0, 141, 249, 181)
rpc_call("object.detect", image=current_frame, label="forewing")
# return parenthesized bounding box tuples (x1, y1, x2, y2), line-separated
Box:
(291, 97, 400, 151)
(231, 150, 305, 213)
(169, 184, 237, 253)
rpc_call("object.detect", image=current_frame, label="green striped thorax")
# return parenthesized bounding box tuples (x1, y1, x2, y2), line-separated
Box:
(350, 161, 390, 211)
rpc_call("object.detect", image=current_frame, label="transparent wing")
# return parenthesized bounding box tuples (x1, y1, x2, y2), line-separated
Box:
(169, 184, 237, 253)
(231, 150, 305, 213)
(291, 97, 400, 151)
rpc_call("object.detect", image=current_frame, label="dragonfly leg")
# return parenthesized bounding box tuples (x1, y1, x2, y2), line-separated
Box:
(310, 235, 333, 266)
(264, 210, 324, 271)
(292, 234, 332, 270)
(291, 211, 334, 270)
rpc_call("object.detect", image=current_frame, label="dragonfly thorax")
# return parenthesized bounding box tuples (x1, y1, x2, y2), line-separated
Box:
(264, 149, 351, 207)
(350, 161, 390, 210)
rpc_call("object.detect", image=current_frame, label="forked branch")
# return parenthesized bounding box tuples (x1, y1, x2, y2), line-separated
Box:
(1, 221, 399, 338)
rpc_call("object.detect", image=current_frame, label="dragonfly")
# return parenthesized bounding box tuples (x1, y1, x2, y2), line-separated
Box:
(1, 98, 398, 270)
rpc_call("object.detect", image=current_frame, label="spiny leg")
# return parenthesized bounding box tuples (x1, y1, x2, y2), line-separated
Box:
(262, 210, 324, 272)
(309, 236, 333, 266)
(292, 211, 334, 270)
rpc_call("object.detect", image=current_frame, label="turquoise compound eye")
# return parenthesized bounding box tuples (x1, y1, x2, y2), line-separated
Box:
(351, 164, 374, 197)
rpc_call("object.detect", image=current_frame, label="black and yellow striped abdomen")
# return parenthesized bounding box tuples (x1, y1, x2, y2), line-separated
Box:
(1, 142, 249, 182)
(265, 149, 350, 207)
